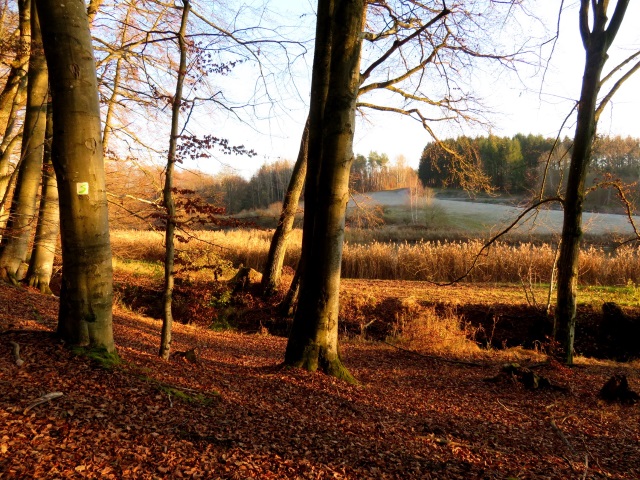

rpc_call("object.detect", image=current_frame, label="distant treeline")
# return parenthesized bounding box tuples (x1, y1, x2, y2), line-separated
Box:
(418, 134, 640, 210)
(106, 134, 640, 229)
(186, 153, 422, 215)
(106, 153, 423, 228)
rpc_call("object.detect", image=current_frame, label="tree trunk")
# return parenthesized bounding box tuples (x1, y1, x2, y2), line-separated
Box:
(26, 106, 58, 294)
(86, 0, 103, 25)
(284, 0, 365, 382)
(0, 2, 47, 281)
(279, 260, 302, 317)
(555, 0, 629, 365)
(101, 2, 133, 154)
(0, 140, 25, 239)
(36, 0, 114, 351)
(0, 132, 23, 233)
(261, 117, 308, 297)
(159, 0, 190, 360)
(0, 0, 30, 139)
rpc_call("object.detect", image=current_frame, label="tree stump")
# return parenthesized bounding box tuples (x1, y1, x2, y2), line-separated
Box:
(599, 375, 639, 404)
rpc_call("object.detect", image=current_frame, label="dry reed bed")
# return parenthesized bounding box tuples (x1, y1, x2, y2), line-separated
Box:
(110, 229, 640, 285)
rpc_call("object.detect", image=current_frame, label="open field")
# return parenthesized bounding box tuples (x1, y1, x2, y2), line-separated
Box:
(110, 228, 640, 286)
(349, 188, 640, 237)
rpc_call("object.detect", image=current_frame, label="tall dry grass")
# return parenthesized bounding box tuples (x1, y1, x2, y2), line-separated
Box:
(110, 229, 640, 286)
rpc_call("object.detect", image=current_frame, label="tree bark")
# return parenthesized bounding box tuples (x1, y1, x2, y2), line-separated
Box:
(0, 0, 30, 139)
(159, 0, 190, 360)
(284, 0, 365, 382)
(555, 0, 630, 364)
(36, 0, 114, 351)
(279, 259, 302, 317)
(0, 132, 23, 234)
(261, 116, 308, 297)
(26, 106, 58, 294)
(0, 1, 47, 281)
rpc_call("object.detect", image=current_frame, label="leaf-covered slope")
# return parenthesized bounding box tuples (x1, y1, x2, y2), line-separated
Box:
(1, 282, 639, 479)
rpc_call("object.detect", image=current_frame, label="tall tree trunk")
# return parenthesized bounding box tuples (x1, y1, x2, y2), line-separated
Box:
(284, 0, 365, 382)
(26, 105, 58, 294)
(0, 2, 47, 281)
(36, 0, 114, 351)
(555, 0, 629, 365)
(261, 116, 309, 297)
(0, 0, 30, 139)
(159, 0, 190, 360)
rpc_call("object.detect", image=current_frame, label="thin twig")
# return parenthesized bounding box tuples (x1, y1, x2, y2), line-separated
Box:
(550, 418, 576, 456)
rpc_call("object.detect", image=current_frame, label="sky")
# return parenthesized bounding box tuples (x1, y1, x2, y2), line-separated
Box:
(183, 1, 640, 179)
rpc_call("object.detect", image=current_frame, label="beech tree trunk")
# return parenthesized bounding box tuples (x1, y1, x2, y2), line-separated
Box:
(26, 106, 58, 294)
(555, 0, 629, 364)
(0, 0, 30, 139)
(0, 2, 47, 281)
(159, 0, 190, 360)
(0, 133, 23, 234)
(261, 117, 308, 297)
(36, 0, 114, 350)
(284, 0, 365, 382)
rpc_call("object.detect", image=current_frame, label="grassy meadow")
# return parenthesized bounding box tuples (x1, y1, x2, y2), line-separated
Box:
(110, 191, 640, 288)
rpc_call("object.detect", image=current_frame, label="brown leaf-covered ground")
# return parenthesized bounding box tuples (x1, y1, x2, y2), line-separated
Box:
(1, 280, 639, 479)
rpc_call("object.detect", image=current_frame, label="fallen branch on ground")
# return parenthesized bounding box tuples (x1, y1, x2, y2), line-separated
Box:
(24, 392, 64, 414)
(9, 341, 24, 367)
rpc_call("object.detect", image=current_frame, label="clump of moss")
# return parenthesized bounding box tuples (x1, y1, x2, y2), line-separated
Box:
(71, 346, 121, 370)
(155, 384, 219, 405)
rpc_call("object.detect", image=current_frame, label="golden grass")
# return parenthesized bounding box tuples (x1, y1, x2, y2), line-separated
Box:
(388, 297, 481, 356)
(110, 229, 640, 286)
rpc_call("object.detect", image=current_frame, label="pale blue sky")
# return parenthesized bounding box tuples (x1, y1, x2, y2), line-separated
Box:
(184, 1, 640, 178)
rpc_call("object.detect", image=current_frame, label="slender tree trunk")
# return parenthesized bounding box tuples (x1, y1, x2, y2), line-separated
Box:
(0, 0, 30, 139)
(0, 2, 47, 281)
(555, 50, 605, 363)
(101, 3, 133, 154)
(261, 117, 309, 297)
(0, 143, 24, 235)
(279, 260, 302, 317)
(284, 0, 365, 382)
(0, 133, 23, 231)
(555, 0, 629, 364)
(26, 106, 58, 294)
(86, 0, 103, 25)
(159, 0, 190, 360)
(36, 0, 114, 351)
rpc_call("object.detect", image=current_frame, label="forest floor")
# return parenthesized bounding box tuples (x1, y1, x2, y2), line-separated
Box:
(1, 277, 640, 479)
